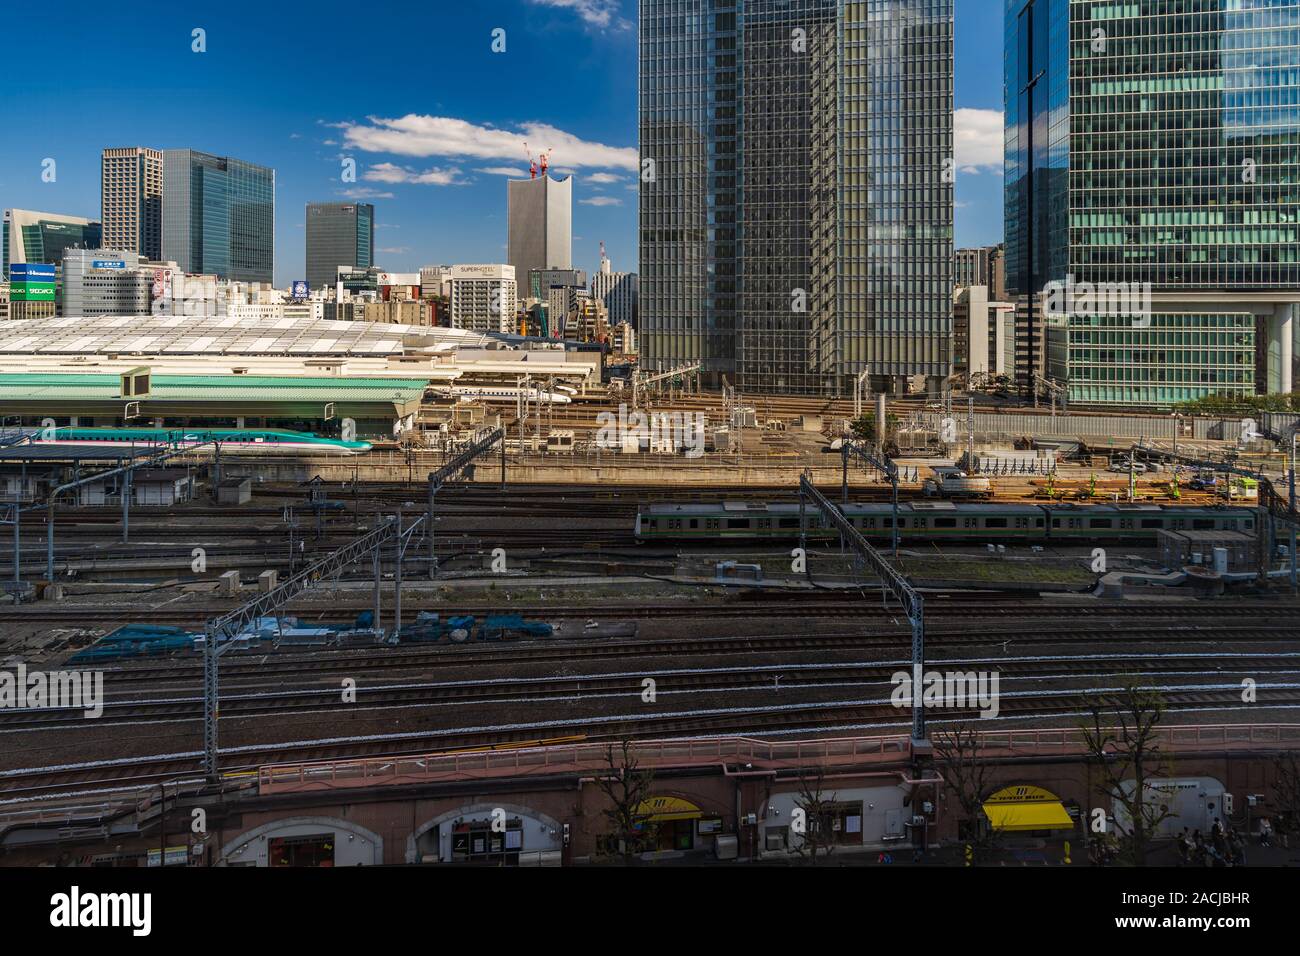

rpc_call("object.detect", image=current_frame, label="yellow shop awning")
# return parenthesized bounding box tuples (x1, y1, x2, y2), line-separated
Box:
(636, 796, 702, 823)
(983, 785, 1075, 832)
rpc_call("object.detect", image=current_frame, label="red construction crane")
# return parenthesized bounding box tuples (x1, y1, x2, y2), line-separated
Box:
(523, 142, 537, 179)
(540, 147, 553, 177)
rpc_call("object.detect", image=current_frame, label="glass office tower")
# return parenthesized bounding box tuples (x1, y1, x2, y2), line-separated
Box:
(640, 0, 954, 395)
(1007, 0, 1300, 406)
(163, 149, 275, 283)
(306, 203, 374, 292)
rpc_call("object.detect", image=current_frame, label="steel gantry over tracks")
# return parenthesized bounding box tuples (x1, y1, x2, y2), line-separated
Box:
(840, 440, 902, 557)
(798, 473, 927, 742)
(426, 427, 504, 576)
(201, 514, 419, 781)
(32, 437, 221, 584)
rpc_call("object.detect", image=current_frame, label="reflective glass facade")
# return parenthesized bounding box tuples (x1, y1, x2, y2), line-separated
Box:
(163, 149, 275, 283)
(1048, 310, 1256, 405)
(1071, 0, 1300, 288)
(1008, 0, 1300, 405)
(306, 203, 374, 291)
(640, 0, 953, 395)
(1009, 0, 1300, 293)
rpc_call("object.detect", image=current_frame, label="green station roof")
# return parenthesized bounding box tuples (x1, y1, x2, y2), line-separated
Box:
(0, 373, 428, 419)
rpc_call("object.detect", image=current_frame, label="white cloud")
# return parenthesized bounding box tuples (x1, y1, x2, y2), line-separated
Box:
(364, 162, 468, 186)
(341, 114, 637, 171)
(338, 187, 394, 199)
(585, 172, 622, 184)
(954, 108, 1003, 173)
(528, 0, 628, 29)
(476, 166, 531, 177)
(580, 196, 622, 207)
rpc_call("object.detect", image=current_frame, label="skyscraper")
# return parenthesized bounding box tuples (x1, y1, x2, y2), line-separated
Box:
(1006, 0, 1300, 406)
(101, 147, 163, 260)
(306, 203, 374, 292)
(162, 149, 275, 283)
(507, 176, 572, 293)
(3, 209, 102, 275)
(639, 0, 954, 396)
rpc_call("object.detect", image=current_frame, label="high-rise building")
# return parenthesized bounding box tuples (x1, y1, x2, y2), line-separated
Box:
(306, 203, 374, 292)
(3, 209, 102, 275)
(593, 247, 639, 328)
(507, 176, 572, 290)
(449, 264, 517, 334)
(639, 0, 954, 395)
(1006, 0, 1300, 406)
(955, 245, 1005, 300)
(162, 149, 275, 282)
(101, 147, 163, 259)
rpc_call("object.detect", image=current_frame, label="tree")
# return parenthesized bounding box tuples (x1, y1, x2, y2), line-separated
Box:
(849, 413, 900, 455)
(933, 723, 1002, 862)
(592, 740, 656, 865)
(1079, 678, 1174, 866)
(790, 766, 838, 866)
(1273, 752, 1300, 844)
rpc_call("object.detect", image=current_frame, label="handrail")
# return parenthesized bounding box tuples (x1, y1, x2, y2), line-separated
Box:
(256, 723, 1300, 793)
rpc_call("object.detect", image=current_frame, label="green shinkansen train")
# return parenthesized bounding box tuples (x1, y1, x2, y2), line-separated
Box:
(33, 427, 372, 456)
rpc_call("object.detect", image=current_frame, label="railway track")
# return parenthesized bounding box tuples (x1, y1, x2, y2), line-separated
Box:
(6, 684, 1300, 800)
(3, 599, 1294, 627)
(7, 649, 1300, 731)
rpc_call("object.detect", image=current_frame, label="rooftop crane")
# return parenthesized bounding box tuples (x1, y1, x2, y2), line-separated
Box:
(523, 142, 538, 179)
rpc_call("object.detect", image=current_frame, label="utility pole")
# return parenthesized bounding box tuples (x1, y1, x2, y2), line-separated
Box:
(967, 395, 976, 474)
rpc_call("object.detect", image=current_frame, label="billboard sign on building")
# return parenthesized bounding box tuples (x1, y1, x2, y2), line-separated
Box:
(10, 282, 56, 301)
(292, 280, 309, 300)
(91, 259, 127, 271)
(9, 263, 55, 282)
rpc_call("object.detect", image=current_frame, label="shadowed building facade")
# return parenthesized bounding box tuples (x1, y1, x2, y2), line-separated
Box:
(639, 0, 954, 396)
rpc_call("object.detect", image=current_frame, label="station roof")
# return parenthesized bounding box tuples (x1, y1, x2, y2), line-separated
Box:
(0, 314, 491, 357)
(0, 443, 160, 463)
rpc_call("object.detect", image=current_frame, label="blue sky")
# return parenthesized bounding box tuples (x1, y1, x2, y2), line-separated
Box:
(0, 0, 1005, 288)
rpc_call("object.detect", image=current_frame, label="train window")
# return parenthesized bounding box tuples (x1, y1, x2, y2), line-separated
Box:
(1141, 519, 1163, 529)
(1035, 518, 1044, 528)
(668, 519, 682, 530)
(934, 518, 957, 529)
(1246, 520, 1255, 530)
(914, 518, 927, 529)
(726, 519, 749, 530)
(1052, 519, 1061, 528)
(1070, 519, 1082, 529)
(1193, 519, 1215, 530)
(778, 518, 801, 529)
(1089, 519, 1113, 529)
(964, 518, 978, 529)
(689, 520, 699, 530)
(707, 519, 720, 530)
(985, 518, 1008, 529)
(882, 517, 893, 528)
(758, 519, 772, 529)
